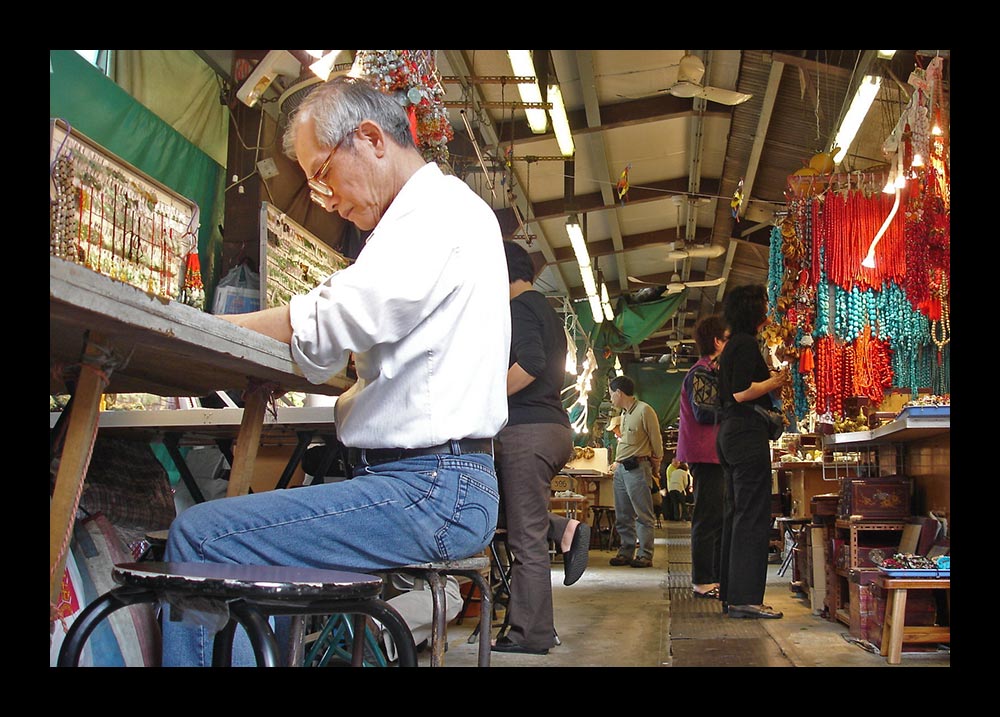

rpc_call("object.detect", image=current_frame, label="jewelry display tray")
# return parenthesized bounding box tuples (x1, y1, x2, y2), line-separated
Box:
(878, 568, 950, 578)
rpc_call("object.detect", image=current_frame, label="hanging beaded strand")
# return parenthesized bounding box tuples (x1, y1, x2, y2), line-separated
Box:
(50, 151, 79, 262)
(930, 270, 950, 356)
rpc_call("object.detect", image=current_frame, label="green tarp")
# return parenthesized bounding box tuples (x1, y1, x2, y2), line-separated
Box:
(572, 289, 690, 430)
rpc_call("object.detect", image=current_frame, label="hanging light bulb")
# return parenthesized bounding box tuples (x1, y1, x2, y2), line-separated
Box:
(882, 162, 897, 194)
(911, 152, 925, 168)
(894, 151, 906, 189)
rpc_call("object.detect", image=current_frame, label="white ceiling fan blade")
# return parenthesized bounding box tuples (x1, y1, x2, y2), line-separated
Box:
(677, 53, 705, 85)
(696, 85, 753, 106)
(627, 275, 664, 287)
(684, 277, 726, 288)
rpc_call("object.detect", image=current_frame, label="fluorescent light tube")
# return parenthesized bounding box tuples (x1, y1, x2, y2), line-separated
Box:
(507, 50, 548, 134)
(566, 217, 591, 269)
(548, 83, 574, 157)
(833, 75, 882, 164)
(588, 293, 604, 324)
(601, 283, 614, 321)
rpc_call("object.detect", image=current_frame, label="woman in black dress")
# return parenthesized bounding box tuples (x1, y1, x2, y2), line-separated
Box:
(716, 284, 789, 619)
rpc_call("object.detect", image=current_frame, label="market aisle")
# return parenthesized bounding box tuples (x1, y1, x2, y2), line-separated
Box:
(427, 519, 951, 668)
(427, 530, 672, 667)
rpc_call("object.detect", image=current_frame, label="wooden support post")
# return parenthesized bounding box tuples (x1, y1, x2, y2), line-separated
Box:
(226, 388, 268, 497)
(50, 334, 109, 605)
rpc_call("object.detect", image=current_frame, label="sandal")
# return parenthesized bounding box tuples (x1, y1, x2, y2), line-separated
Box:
(693, 586, 720, 599)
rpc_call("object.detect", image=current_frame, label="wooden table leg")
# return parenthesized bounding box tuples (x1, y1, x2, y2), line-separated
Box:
(50, 335, 109, 605)
(880, 586, 908, 665)
(227, 389, 268, 497)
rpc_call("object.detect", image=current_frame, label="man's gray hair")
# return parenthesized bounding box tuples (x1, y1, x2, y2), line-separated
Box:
(282, 75, 416, 160)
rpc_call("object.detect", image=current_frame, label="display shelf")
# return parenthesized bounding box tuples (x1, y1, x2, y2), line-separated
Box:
(822, 407, 950, 448)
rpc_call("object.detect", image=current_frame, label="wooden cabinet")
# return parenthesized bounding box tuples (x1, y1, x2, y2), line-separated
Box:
(819, 407, 950, 628)
(829, 518, 907, 625)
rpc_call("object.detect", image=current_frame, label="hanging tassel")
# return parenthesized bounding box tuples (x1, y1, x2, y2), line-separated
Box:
(799, 346, 814, 374)
(407, 104, 419, 145)
(182, 247, 205, 310)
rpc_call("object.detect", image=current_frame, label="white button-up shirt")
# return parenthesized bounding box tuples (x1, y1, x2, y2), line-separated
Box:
(289, 162, 511, 449)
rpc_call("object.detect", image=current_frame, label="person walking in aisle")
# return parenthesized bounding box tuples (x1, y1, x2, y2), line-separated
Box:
(716, 284, 789, 619)
(161, 75, 511, 666)
(492, 240, 591, 656)
(607, 375, 663, 568)
(677, 314, 728, 599)
(665, 461, 690, 522)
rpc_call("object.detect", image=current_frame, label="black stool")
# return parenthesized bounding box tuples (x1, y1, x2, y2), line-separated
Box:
(460, 530, 512, 642)
(57, 561, 417, 667)
(774, 517, 811, 578)
(389, 555, 492, 667)
(590, 506, 619, 550)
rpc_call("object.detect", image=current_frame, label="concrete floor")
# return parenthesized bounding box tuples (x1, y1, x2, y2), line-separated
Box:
(419, 521, 951, 668)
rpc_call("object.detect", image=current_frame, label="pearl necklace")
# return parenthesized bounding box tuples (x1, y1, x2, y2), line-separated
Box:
(930, 272, 950, 350)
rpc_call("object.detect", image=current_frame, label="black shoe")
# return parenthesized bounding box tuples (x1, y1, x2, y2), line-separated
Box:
(727, 604, 783, 619)
(491, 636, 549, 655)
(563, 523, 591, 586)
(630, 555, 653, 568)
(609, 554, 633, 566)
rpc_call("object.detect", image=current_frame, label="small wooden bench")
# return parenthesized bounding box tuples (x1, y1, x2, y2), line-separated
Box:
(874, 574, 950, 665)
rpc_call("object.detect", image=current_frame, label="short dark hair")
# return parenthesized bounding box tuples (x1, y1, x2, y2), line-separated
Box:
(723, 283, 768, 336)
(609, 375, 635, 396)
(504, 240, 535, 284)
(693, 314, 726, 357)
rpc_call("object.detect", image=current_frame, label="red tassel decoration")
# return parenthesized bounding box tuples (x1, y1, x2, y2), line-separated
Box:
(799, 346, 814, 374)
(407, 105, 419, 145)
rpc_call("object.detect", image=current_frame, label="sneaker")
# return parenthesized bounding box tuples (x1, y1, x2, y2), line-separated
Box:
(609, 554, 633, 566)
(630, 556, 653, 568)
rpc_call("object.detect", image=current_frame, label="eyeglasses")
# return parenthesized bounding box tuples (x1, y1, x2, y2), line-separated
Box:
(308, 127, 359, 205)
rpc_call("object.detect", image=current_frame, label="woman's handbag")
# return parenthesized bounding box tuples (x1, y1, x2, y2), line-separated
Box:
(753, 404, 785, 441)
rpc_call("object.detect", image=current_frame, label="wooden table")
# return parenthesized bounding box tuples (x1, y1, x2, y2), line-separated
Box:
(874, 573, 950, 665)
(49, 405, 342, 501)
(561, 469, 612, 507)
(49, 256, 352, 606)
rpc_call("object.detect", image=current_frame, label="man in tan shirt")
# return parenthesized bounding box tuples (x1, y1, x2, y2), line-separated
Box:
(607, 375, 664, 568)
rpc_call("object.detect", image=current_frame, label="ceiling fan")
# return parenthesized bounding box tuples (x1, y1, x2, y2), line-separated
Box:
(628, 267, 726, 296)
(654, 52, 752, 106)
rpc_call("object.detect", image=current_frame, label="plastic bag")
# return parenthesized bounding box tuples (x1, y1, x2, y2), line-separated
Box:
(212, 263, 261, 315)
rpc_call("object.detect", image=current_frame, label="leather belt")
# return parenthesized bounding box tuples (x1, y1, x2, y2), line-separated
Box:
(347, 438, 494, 468)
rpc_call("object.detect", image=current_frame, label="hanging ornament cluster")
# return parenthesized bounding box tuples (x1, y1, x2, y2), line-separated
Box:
(354, 50, 454, 166)
(615, 164, 631, 204)
(768, 59, 949, 430)
(730, 177, 744, 218)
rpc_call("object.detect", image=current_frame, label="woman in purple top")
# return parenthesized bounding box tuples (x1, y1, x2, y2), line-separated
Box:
(677, 315, 727, 599)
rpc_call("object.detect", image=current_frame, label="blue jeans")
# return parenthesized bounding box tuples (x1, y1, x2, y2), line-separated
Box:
(161, 453, 499, 666)
(612, 462, 656, 560)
